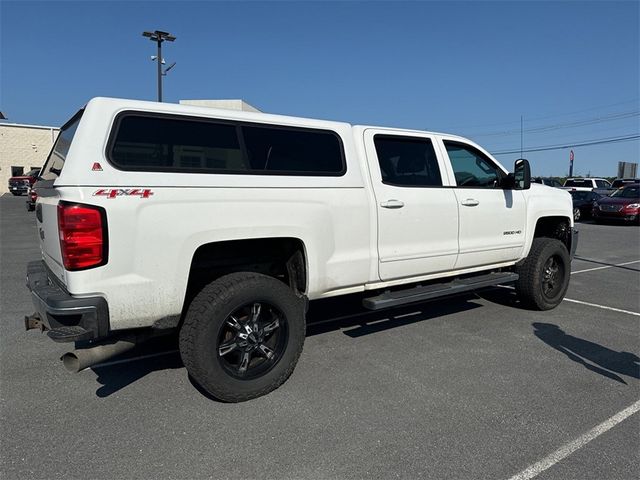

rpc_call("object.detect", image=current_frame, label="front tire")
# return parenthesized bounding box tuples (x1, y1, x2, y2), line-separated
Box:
(573, 208, 581, 222)
(179, 272, 305, 402)
(515, 238, 570, 310)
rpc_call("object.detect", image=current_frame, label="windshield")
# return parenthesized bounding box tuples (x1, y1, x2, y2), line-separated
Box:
(570, 191, 591, 200)
(610, 185, 640, 199)
(40, 110, 83, 181)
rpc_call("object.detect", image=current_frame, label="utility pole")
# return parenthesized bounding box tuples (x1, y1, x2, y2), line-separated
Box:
(142, 30, 176, 102)
(520, 115, 523, 159)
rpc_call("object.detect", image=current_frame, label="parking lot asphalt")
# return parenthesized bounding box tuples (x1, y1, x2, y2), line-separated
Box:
(1, 194, 638, 480)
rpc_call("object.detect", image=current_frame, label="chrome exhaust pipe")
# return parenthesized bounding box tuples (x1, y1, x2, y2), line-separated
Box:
(61, 335, 139, 372)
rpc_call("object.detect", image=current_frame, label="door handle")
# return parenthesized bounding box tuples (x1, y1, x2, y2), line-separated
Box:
(380, 199, 405, 209)
(461, 198, 480, 207)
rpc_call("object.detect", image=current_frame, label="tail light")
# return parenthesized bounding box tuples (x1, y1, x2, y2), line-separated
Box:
(58, 202, 108, 271)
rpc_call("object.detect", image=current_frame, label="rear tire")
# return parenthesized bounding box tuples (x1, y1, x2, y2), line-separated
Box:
(179, 272, 305, 402)
(515, 238, 570, 310)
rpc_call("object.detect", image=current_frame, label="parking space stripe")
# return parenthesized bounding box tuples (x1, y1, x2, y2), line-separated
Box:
(562, 298, 640, 317)
(495, 285, 640, 316)
(571, 259, 640, 274)
(507, 400, 640, 480)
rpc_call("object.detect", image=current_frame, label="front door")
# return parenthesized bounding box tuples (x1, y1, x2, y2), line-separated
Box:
(438, 138, 526, 269)
(364, 130, 459, 281)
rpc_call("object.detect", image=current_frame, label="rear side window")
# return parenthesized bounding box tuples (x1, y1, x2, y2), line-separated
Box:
(595, 179, 611, 188)
(40, 111, 83, 181)
(373, 135, 442, 187)
(111, 115, 244, 171)
(243, 125, 344, 174)
(109, 113, 345, 176)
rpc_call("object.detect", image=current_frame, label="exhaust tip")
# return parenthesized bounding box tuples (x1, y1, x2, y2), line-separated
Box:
(61, 352, 81, 372)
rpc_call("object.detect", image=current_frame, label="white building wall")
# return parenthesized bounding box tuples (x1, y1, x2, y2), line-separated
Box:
(179, 99, 261, 112)
(0, 124, 59, 192)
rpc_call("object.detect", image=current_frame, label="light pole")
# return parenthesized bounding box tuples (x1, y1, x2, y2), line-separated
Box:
(142, 30, 176, 102)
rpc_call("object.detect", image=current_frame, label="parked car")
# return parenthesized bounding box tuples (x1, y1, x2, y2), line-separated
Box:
(611, 178, 640, 189)
(533, 177, 564, 188)
(26, 188, 37, 211)
(569, 190, 601, 221)
(8, 168, 40, 195)
(593, 184, 640, 223)
(563, 177, 612, 195)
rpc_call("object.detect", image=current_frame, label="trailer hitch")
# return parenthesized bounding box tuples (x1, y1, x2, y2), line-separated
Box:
(24, 312, 46, 332)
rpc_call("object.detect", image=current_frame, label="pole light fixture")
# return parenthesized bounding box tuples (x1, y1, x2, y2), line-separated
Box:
(142, 30, 176, 102)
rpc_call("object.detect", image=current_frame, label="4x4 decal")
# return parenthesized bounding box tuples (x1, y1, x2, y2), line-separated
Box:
(93, 188, 154, 199)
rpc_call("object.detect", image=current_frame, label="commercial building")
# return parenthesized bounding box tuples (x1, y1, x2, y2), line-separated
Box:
(0, 123, 59, 191)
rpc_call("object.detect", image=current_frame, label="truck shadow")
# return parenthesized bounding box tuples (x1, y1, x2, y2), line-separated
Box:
(306, 293, 482, 338)
(532, 322, 640, 384)
(92, 336, 182, 398)
(91, 294, 483, 398)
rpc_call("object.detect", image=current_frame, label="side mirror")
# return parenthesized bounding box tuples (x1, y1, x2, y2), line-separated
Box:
(513, 158, 531, 190)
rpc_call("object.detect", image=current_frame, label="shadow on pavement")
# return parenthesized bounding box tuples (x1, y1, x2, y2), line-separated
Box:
(91, 293, 486, 397)
(91, 336, 183, 397)
(474, 286, 521, 308)
(532, 322, 640, 384)
(306, 293, 483, 338)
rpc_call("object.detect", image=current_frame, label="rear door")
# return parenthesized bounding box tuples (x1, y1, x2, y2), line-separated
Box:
(438, 138, 526, 269)
(363, 129, 459, 281)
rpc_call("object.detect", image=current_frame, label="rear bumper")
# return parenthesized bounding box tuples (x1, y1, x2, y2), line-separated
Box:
(26, 261, 110, 342)
(9, 184, 28, 194)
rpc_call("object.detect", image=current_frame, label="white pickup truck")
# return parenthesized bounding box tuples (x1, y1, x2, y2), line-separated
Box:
(563, 177, 613, 194)
(26, 98, 577, 401)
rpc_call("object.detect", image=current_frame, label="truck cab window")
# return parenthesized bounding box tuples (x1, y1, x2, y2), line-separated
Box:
(444, 141, 504, 188)
(373, 135, 442, 187)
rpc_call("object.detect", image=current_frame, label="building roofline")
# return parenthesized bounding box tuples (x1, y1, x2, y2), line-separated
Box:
(0, 122, 59, 130)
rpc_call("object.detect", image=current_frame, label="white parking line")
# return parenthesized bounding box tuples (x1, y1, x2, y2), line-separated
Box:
(494, 285, 640, 316)
(571, 259, 640, 274)
(562, 298, 640, 317)
(507, 399, 640, 480)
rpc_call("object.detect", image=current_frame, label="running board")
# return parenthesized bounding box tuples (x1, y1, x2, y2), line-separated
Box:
(362, 272, 519, 310)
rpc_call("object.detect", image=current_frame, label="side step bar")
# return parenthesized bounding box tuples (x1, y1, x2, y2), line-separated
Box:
(362, 272, 519, 310)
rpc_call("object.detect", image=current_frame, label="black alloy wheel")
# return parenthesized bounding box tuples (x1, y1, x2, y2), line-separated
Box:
(541, 255, 565, 300)
(217, 302, 288, 380)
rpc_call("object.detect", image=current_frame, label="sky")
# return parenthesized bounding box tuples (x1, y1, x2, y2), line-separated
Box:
(1, 0, 638, 177)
